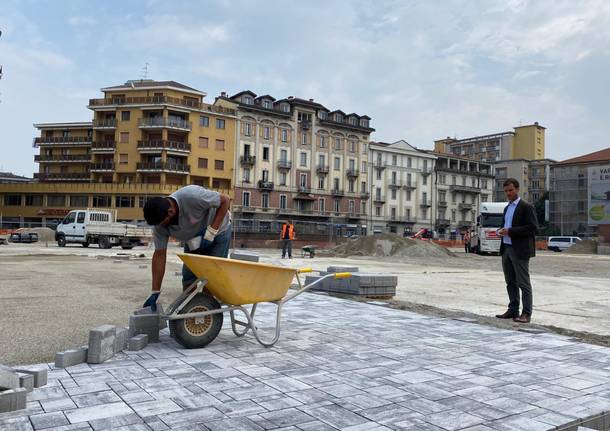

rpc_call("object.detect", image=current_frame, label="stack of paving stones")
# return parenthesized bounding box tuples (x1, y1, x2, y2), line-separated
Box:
(0, 365, 47, 413)
(230, 250, 260, 262)
(306, 266, 397, 298)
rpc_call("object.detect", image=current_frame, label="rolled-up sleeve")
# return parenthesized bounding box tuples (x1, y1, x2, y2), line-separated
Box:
(196, 187, 221, 211)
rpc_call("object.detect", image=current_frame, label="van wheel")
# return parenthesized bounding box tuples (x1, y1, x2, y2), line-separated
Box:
(98, 236, 111, 249)
(82, 241, 89, 248)
(57, 235, 66, 247)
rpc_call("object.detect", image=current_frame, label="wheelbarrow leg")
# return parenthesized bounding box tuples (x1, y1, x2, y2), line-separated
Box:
(230, 304, 258, 337)
(235, 302, 284, 348)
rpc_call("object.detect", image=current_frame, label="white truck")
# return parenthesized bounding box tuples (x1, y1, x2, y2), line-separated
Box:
(55, 209, 152, 249)
(470, 202, 508, 255)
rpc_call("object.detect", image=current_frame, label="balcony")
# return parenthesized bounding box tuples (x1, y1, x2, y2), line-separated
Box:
(421, 167, 433, 176)
(438, 201, 448, 208)
(360, 191, 370, 199)
(91, 141, 116, 153)
(137, 140, 191, 154)
(90, 162, 115, 172)
(331, 189, 345, 197)
(257, 180, 274, 191)
(436, 218, 451, 227)
(297, 186, 311, 194)
(92, 119, 116, 129)
(420, 201, 432, 208)
(459, 220, 474, 228)
(346, 212, 361, 219)
(240, 155, 256, 166)
(34, 172, 90, 181)
(459, 203, 473, 211)
(88, 96, 236, 116)
(138, 117, 192, 131)
(450, 185, 481, 194)
(373, 195, 386, 204)
(388, 182, 402, 189)
(34, 136, 92, 147)
(373, 161, 386, 170)
(346, 169, 359, 178)
(403, 182, 417, 190)
(136, 162, 190, 174)
(35, 154, 91, 163)
(316, 165, 329, 175)
(404, 217, 417, 224)
(277, 160, 292, 170)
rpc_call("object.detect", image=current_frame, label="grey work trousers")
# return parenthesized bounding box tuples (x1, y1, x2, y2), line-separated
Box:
(281, 239, 292, 258)
(501, 245, 533, 315)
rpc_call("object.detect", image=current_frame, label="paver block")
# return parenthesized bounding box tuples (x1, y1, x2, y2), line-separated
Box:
(129, 314, 160, 343)
(0, 387, 27, 413)
(134, 304, 167, 330)
(230, 251, 260, 262)
(55, 347, 88, 368)
(88, 325, 117, 364)
(114, 326, 129, 353)
(13, 367, 47, 388)
(326, 266, 360, 273)
(0, 365, 19, 389)
(128, 334, 149, 351)
(17, 373, 33, 393)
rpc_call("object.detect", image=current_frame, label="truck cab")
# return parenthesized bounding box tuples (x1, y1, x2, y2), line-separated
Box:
(471, 202, 508, 255)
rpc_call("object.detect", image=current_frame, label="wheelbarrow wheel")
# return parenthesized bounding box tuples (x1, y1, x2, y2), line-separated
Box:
(169, 292, 223, 349)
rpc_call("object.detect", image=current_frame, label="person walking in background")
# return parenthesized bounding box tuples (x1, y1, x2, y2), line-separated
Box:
(463, 230, 470, 253)
(495, 178, 538, 323)
(280, 220, 295, 259)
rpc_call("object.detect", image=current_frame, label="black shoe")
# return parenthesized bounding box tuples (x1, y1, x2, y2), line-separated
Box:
(495, 310, 519, 319)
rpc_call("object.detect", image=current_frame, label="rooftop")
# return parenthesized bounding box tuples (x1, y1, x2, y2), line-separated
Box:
(558, 147, 610, 165)
(101, 80, 206, 96)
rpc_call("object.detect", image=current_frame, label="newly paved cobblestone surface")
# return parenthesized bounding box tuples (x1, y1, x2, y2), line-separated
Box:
(3, 293, 610, 430)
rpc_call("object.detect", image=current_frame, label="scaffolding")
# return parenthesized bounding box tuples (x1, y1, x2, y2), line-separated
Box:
(549, 164, 595, 236)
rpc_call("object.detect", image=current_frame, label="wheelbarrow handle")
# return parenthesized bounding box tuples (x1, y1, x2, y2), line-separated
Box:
(334, 272, 351, 279)
(297, 267, 313, 274)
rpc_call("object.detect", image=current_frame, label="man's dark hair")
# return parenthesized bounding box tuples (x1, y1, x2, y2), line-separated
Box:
(503, 178, 520, 189)
(143, 197, 170, 225)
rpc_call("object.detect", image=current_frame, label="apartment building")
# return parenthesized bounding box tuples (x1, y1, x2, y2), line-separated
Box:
(434, 123, 545, 162)
(493, 158, 555, 203)
(368, 140, 436, 235)
(227, 91, 374, 232)
(432, 152, 494, 237)
(0, 80, 236, 227)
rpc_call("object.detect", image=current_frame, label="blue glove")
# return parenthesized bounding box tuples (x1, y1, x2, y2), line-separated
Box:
(143, 292, 160, 312)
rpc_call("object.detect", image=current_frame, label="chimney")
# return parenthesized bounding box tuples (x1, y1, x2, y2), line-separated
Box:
(288, 96, 294, 100)
(309, 98, 314, 102)
(221, 91, 227, 97)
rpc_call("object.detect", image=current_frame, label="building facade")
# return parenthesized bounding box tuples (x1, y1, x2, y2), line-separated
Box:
(227, 91, 374, 237)
(493, 158, 555, 203)
(550, 147, 610, 237)
(434, 123, 545, 162)
(0, 80, 235, 227)
(432, 153, 494, 237)
(368, 141, 436, 235)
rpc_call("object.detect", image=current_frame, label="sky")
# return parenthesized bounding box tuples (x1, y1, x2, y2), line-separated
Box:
(1, 0, 609, 177)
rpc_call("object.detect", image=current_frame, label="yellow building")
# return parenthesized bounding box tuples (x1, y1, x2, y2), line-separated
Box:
(1, 80, 236, 227)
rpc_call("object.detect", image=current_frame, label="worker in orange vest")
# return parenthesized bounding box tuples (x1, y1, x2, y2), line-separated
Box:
(280, 220, 296, 259)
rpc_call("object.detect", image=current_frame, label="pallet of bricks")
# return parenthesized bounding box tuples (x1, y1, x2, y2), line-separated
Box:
(305, 266, 397, 298)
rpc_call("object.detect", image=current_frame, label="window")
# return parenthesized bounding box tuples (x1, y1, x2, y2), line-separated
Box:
(244, 123, 252, 136)
(200, 116, 209, 127)
(119, 153, 128, 164)
(300, 152, 307, 167)
(423, 160, 428, 171)
(422, 175, 427, 186)
(320, 136, 326, 148)
(362, 161, 366, 172)
(281, 129, 288, 142)
(279, 172, 287, 185)
(300, 173, 307, 187)
(243, 192, 251, 207)
(334, 137, 341, 150)
(375, 206, 381, 217)
(471, 178, 476, 187)
(391, 189, 397, 200)
(216, 119, 225, 129)
(263, 147, 270, 161)
(361, 201, 366, 215)
(360, 119, 369, 128)
(280, 149, 288, 161)
(376, 170, 381, 180)
(281, 103, 290, 113)
(452, 175, 457, 185)
(121, 111, 130, 121)
(334, 178, 340, 190)
(349, 180, 355, 192)
(407, 157, 412, 168)
(302, 133, 307, 145)
(47, 195, 65, 206)
(406, 190, 411, 201)
(262, 193, 269, 209)
(70, 195, 88, 207)
(244, 95, 253, 105)
(391, 171, 397, 184)
(263, 99, 272, 109)
(198, 158, 208, 169)
(24, 195, 42, 206)
(349, 200, 355, 213)
(350, 117, 358, 126)
(361, 181, 366, 192)
(334, 113, 343, 122)
(264, 126, 270, 139)
(199, 137, 208, 148)
(319, 111, 327, 120)
(280, 195, 287, 209)
(334, 199, 340, 212)
(422, 192, 428, 205)
(77, 212, 85, 223)
(392, 155, 397, 166)
(214, 160, 224, 170)
(298, 112, 312, 122)
(92, 195, 111, 208)
(318, 154, 326, 166)
(349, 141, 356, 152)
(406, 208, 411, 219)
(349, 159, 355, 170)
(452, 209, 456, 222)
(319, 198, 325, 212)
(334, 157, 340, 170)
(120, 132, 129, 143)
(243, 168, 250, 182)
(115, 196, 135, 208)
(215, 139, 225, 150)
(262, 170, 269, 181)
(391, 207, 396, 219)
(318, 176, 325, 189)
(462, 176, 466, 186)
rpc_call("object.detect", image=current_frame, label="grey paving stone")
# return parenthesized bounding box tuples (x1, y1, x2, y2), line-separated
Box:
(129, 398, 182, 417)
(133, 305, 167, 330)
(55, 348, 88, 369)
(63, 401, 133, 423)
(18, 373, 34, 393)
(40, 397, 78, 413)
(230, 251, 260, 262)
(156, 406, 224, 427)
(13, 367, 48, 388)
(71, 390, 122, 408)
(0, 364, 20, 389)
(258, 407, 316, 427)
(88, 412, 143, 430)
(299, 403, 369, 429)
(113, 327, 129, 353)
(128, 334, 149, 351)
(29, 411, 70, 429)
(0, 388, 27, 413)
(129, 315, 160, 343)
(87, 325, 116, 364)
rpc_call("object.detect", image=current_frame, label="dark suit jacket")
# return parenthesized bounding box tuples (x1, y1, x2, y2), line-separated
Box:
(499, 199, 539, 259)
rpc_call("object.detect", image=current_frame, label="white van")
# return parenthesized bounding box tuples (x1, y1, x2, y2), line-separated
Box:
(547, 236, 581, 252)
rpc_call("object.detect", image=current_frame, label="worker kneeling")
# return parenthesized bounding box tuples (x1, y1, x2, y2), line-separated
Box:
(142, 185, 232, 311)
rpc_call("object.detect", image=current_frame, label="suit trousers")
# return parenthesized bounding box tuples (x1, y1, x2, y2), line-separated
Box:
(501, 245, 533, 315)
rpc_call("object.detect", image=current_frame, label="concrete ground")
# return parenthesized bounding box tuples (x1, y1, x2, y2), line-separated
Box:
(3, 293, 610, 430)
(1, 242, 610, 366)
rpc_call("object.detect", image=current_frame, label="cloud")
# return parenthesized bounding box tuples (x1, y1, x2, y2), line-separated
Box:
(67, 16, 97, 26)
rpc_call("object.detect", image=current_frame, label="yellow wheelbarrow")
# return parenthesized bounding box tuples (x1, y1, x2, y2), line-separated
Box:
(162, 253, 351, 349)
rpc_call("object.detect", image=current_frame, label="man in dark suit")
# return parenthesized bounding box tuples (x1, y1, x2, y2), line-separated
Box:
(495, 178, 538, 323)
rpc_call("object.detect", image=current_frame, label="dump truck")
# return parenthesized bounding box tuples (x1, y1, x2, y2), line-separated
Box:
(55, 209, 151, 249)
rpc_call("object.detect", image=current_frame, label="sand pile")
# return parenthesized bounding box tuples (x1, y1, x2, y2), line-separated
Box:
(564, 239, 598, 254)
(328, 233, 455, 258)
(16, 227, 56, 242)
